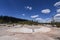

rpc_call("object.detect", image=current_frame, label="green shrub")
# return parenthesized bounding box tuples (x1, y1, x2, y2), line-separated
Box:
(55, 22, 60, 27)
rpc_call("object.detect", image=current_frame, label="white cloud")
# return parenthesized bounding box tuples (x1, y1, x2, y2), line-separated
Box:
(54, 14, 60, 17)
(54, 1, 60, 7)
(41, 9, 51, 14)
(57, 9, 60, 13)
(22, 14, 25, 16)
(31, 15, 39, 18)
(54, 17, 60, 22)
(25, 6, 32, 10)
(54, 1, 60, 15)
(54, 14, 60, 22)
(35, 18, 45, 23)
(45, 18, 52, 23)
(35, 18, 51, 23)
(36, 18, 42, 21)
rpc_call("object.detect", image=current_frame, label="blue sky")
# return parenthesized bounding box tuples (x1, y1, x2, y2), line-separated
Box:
(0, 0, 60, 22)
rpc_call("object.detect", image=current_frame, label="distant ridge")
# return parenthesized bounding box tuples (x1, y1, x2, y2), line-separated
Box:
(0, 16, 28, 23)
(0, 16, 39, 25)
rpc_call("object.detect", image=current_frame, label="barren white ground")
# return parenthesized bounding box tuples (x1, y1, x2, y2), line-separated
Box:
(0, 25, 60, 40)
(7, 27, 51, 33)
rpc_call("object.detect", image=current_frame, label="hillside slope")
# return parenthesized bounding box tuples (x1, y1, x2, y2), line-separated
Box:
(0, 16, 39, 25)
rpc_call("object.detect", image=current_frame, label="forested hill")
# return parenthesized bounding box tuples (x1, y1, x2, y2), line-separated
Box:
(0, 16, 28, 23)
(0, 16, 39, 25)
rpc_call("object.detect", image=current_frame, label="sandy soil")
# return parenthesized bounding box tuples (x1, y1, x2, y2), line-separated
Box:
(0, 24, 60, 40)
